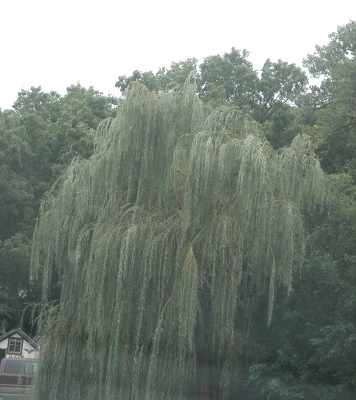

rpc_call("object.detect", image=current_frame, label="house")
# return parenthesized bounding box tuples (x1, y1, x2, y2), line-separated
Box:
(0, 328, 39, 362)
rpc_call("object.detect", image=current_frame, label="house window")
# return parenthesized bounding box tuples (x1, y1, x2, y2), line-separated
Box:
(4, 360, 21, 373)
(24, 361, 38, 374)
(8, 337, 22, 354)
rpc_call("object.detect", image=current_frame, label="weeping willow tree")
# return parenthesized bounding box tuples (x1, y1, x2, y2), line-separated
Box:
(30, 81, 324, 400)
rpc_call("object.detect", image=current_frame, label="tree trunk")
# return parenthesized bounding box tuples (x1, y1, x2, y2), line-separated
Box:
(196, 296, 220, 400)
(209, 310, 219, 400)
(197, 297, 210, 400)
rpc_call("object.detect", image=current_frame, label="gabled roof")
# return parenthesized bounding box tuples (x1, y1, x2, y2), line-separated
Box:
(0, 328, 37, 349)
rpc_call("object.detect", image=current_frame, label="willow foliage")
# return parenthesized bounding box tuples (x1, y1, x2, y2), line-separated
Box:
(31, 81, 324, 400)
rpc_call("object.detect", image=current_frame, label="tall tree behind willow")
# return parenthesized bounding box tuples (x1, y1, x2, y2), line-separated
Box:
(303, 20, 356, 175)
(31, 81, 324, 400)
(116, 49, 309, 151)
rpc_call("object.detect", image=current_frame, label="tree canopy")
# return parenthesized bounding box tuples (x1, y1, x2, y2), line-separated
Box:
(30, 81, 324, 400)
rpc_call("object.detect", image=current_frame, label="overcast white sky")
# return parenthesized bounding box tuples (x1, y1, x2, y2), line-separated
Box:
(0, 0, 355, 110)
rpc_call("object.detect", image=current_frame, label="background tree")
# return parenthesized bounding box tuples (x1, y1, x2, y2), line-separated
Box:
(48, 84, 118, 176)
(116, 49, 308, 149)
(0, 234, 32, 328)
(116, 58, 199, 94)
(255, 59, 308, 124)
(0, 85, 117, 331)
(31, 81, 323, 400)
(303, 20, 356, 175)
(253, 59, 307, 148)
(198, 48, 258, 110)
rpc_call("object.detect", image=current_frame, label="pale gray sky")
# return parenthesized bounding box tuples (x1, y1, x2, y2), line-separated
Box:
(0, 0, 354, 110)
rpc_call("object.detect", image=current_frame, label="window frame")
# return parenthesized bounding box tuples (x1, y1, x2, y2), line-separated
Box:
(7, 337, 23, 355)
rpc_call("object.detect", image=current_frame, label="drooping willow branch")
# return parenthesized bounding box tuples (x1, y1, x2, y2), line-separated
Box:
(30, 81, 324, 400)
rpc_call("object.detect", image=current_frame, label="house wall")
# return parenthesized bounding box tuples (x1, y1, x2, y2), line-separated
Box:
(0, 337, 9, 352)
